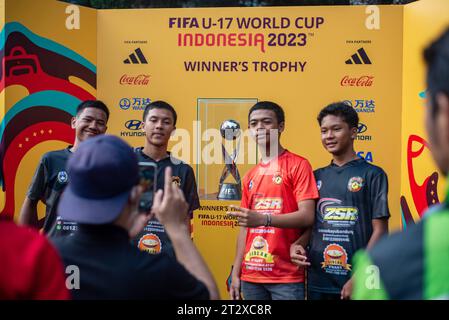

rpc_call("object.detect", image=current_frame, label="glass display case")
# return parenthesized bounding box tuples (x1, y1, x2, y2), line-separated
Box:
(196, 98, 258, 200)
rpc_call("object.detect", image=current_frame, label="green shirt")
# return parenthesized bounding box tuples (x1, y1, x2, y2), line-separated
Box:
(353, 196, 449, 300)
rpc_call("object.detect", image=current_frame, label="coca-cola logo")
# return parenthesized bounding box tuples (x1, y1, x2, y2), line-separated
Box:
(340, 76, 374, 87)
(119, 74, 150, 86)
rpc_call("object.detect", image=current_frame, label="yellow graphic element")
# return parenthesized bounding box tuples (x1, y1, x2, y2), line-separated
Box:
(0, 188, 5, 213)
(193, 200, 240, 299)
(172, 176, 181, 186)
(350, 182, 361, 191)
(323, 207, 358, 221)
(272, 174, 282, 185)
(68, 76, 97, 97)
(3, 85, 30, 116)
(254, 198, 282, 210)
(245, 250, 275, 263)
(348, 177, 364, 192)
(321, 244, 351, 271)
(244, 236, 274, 263)
(138, 233, 162, 254)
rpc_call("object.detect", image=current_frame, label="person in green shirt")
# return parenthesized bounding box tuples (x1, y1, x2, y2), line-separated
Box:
(353, 27, 449, 300)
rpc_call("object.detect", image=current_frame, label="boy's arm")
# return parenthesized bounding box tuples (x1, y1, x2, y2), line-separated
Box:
(230, 227, 247, 300)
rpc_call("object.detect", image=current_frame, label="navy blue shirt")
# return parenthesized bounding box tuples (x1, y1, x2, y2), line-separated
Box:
(52, 224, 209, 299)
(308, 158, 390, 294)
(27, 147, 78, 235)
(132, 147, 200, 258)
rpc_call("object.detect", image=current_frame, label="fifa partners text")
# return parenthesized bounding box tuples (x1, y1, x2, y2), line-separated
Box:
(170, 16, 325, 53)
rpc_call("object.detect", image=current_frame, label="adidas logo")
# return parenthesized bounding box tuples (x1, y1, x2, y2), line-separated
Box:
(124, 48, 148, 64)
(345, 47, 372, 65)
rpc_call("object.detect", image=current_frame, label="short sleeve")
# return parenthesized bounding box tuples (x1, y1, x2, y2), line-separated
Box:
(183, 166, 200, 215)
(370, 171, 390, 219)
(291, 159, 319, 202)
(27, 156, 48, 202)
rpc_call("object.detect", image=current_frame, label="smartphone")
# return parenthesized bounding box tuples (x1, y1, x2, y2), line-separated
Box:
(138, 162, 157, 212)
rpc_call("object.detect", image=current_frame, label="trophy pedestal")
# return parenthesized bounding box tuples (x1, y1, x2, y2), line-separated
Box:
(217, 183, 242, 200)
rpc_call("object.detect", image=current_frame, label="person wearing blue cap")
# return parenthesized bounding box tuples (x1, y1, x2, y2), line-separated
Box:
(51, 134, 219, 299)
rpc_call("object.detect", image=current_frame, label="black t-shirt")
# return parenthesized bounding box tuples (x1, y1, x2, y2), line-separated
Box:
(51, 224, 209, 300)
(308, 158, 390, 294)
(27, 147, 77, 235)
(132, 147, 200, 258)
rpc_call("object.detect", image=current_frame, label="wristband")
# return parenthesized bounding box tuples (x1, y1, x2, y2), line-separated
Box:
(265, 213, 272, 227)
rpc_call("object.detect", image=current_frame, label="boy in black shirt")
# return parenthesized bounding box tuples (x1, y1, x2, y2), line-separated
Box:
(19, 100, 109, 235)
(132, 101, 200, 257)
(290, 102, 390, 300)
(52, 135, 218, 299)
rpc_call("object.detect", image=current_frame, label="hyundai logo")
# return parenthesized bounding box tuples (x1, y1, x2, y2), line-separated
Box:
(357, 123, 367, 134)
(120, 98, 131, 110)
(125, 120, 143, 131)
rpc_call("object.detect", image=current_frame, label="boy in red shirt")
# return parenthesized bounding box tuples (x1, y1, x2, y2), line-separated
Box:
(228, 101, 318, 300)
(0, 217, 70, 300)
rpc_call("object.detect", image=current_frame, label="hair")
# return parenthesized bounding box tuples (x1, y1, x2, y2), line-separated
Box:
(248, 101, 285, 124)
(317, 102, 359, 129)
(76, 100, 110, 120)
(424, 27, 449, 118)
(142, 100, 177, 125)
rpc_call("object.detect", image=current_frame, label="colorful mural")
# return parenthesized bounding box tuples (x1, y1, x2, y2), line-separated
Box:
(401, 134, 440, 226)
(0, 22, 96, 220)
(401, 0, 449, 228)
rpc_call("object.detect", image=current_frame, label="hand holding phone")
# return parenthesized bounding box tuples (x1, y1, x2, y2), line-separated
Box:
(152, 167, 189, 232)
(138, 162, 157, 213)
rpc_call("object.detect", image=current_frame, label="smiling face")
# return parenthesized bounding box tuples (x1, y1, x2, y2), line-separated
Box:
(71, 107, 108, 144)
(320, 114, 357, 156)
(142, 108, 176, 147)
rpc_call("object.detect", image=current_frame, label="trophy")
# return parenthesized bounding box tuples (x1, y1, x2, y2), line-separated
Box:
(217, 120, 242, 200)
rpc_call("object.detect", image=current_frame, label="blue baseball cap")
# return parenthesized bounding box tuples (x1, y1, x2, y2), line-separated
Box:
(58, 134, 139, 224)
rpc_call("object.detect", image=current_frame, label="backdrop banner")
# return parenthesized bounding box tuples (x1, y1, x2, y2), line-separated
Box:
(2, 0, 448, 299)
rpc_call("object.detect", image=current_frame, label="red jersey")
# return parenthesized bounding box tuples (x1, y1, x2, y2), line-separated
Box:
(240, 150, 318, 283)
(0, 219, 70, 300)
